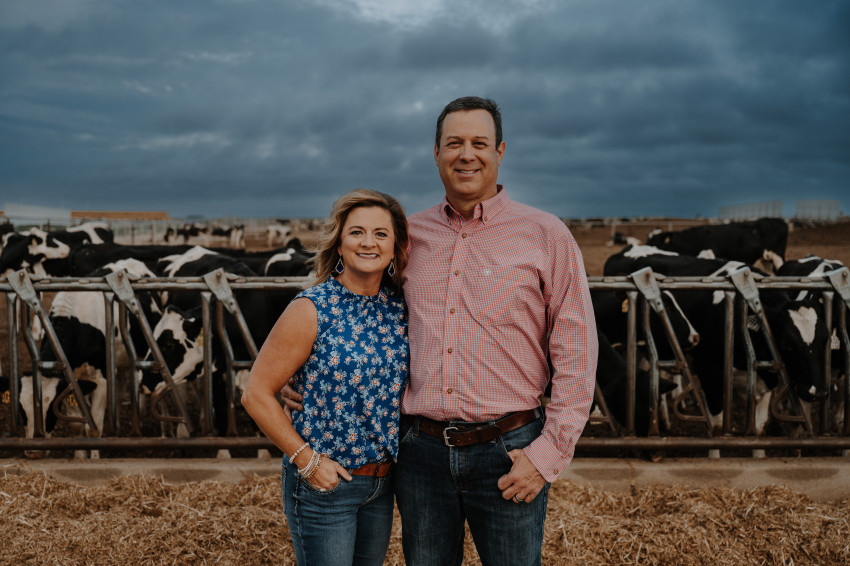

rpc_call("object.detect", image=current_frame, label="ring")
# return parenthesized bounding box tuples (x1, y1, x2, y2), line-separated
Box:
(513, 494, 524, 503)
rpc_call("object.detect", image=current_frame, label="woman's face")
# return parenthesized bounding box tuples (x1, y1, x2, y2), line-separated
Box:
(336, 206, 395, 278)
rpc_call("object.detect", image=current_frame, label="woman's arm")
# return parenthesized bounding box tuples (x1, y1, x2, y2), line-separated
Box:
(241, 297, 352, 488)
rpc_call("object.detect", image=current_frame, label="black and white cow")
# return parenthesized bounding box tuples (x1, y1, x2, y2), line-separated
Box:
(33, 259, 163, 450)
(592, 287, 700, 359)
(262, 246, 313, 277)
(139, 246, 300, 436)
(646, 218, 788, 273)
(211, 224, 246, 248)
(266, 222, 292, 248)
(605, 244, 830, 433)
(777, 256, 848, 427)
(0, 222, 114, 276)
(593, 327, 678, 436)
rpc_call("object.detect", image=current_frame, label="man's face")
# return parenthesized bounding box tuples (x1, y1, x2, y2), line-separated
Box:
(435, 109, 505, 208)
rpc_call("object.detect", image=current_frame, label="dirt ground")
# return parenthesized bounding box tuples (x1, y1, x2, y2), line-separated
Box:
(1, 471, 848, 565)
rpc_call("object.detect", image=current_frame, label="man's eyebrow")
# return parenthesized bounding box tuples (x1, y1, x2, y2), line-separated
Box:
(444, 134, 491, 141)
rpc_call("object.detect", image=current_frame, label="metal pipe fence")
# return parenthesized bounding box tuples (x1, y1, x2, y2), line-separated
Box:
(1, 267, 848, 454)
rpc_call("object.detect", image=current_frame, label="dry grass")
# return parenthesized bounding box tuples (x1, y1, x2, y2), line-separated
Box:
(1, 472, 848, 565)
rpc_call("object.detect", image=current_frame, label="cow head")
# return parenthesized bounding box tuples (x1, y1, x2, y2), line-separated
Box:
(139, 305, 208, 395)
(1, 230, 71, 276)
(762, 295, 830, 402)
(0, 374, 98, 438)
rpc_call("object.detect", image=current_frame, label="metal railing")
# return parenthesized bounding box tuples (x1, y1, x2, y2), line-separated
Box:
(1, 267, 849, 454)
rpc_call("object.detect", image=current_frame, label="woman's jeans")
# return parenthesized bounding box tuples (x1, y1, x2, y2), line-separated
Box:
(282, 459, 394, 566)
(394, 416, 550, 566)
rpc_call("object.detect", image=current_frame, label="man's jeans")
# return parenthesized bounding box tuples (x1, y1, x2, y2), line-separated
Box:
(395, 416, 550, 566)
(282, 459, 394, 566)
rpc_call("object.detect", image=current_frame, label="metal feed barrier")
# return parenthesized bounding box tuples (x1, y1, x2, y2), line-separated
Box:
(1, 267, 849, 454)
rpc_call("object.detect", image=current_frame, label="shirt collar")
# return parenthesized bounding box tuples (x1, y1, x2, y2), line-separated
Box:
(441, 185, 508, 227)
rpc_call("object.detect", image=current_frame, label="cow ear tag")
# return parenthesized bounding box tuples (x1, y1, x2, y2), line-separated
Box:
(196, 329, 204, 348)
(621, 298, 629, 313)
(1, 390, 9, 405)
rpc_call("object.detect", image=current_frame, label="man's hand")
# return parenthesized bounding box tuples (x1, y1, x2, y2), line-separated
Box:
(279, 378, 304, 420)
(496, 449, 547, 503)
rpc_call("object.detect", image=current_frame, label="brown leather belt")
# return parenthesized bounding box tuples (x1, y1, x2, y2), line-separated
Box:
(350, 461, 393, 477)
(404, 407, 543, 447)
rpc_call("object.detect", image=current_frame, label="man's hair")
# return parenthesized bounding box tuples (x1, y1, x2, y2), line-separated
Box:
(435, 96, 502, 149)
(311, 188, 409, 290)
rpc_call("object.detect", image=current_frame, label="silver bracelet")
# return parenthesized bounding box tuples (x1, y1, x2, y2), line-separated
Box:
(289, 442, 309, 464)
(299, 452, 323, 479)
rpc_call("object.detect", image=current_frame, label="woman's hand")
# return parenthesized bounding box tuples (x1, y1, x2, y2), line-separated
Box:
(305, 455, 354, 491)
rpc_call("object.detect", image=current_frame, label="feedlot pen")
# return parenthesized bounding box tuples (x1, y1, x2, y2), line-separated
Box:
(1, 266, 849, 457)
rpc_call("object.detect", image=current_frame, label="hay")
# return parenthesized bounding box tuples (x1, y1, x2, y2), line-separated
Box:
(1, 473, 848, 565)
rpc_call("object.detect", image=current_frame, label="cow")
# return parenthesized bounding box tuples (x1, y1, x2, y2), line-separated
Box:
(1, 222, 115, 277)
(0, 221, 14, 238)
(139, 246, 300, 438)
(211, 224, 246, 248)
(777, 256, 848, 429)
(605, 244, 830, 434)
(266, 222, 292, 248)
(32, 258, 163, 455)
(592, 287, 700, 359)
(164, 223, 209, 245)
(263, 246, 313, 277)
(646, 218, 788, 274)
(0, 373, 98, 457)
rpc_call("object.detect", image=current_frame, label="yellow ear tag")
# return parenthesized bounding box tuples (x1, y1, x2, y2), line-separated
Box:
(196, 329, 204, 349)
(67, 393, 79, 408)
(621, 299, 629, 313)
(1, 390, 9, 405)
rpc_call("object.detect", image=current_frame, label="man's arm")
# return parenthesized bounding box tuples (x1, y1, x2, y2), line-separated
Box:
(499, 227, 598, 501)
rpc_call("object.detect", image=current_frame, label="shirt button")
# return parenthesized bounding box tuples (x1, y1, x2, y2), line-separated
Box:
(449, 308, 455, 314)
(454, 270, 460, 276)
(447, 348, 453, 353)
(461, 233, 468, 239)
(447, 388, 453, 394)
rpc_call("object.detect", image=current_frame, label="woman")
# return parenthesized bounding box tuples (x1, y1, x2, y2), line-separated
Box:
(241, 189, 409, 566)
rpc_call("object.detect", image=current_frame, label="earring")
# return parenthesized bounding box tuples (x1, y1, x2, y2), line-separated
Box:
(387, 259, 395, 277)
(335, 257, 344, 274)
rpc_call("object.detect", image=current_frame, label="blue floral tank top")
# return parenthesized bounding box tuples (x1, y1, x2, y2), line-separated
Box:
(291, 276, 409, 468)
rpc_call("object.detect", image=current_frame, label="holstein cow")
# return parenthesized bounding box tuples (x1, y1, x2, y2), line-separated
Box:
(605, 244, 829, 434)
(33, 258, 163, 456)
(0, 222, 114, 277)
(211, 224, 246, 248)
(777, 256, 848, 431)
(140, 246, 300, 437)
(266, 222, 292, 248)
(594, 327, 678, 436)
(646, 217, 788, 274)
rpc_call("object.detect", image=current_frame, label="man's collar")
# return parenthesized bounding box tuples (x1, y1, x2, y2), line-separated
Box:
(441, 185, 508, 226)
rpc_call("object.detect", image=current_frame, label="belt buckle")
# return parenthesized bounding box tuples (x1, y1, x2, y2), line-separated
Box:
(442, 426, 458, 447)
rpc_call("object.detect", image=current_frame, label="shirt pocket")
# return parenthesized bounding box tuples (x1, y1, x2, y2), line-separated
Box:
(466, 265, 540, 327)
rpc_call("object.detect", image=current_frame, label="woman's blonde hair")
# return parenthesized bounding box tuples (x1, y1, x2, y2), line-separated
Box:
(310, 189, 409, 289)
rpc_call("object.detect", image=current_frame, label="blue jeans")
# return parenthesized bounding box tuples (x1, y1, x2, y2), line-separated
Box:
(281, 459, 394, 566)
(394, 416, 550, 566)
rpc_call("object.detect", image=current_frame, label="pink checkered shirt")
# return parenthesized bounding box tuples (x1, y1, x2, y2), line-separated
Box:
(401, 186, 598, 482)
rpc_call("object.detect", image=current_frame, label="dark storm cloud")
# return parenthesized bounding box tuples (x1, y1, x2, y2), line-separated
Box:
(1, 0, 847, 219)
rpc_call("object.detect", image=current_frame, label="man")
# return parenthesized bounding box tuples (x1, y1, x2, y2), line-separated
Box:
(286, 96, 597, 565)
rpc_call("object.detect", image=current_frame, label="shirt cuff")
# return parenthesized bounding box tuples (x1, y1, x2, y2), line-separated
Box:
(523, 435, 573, 484)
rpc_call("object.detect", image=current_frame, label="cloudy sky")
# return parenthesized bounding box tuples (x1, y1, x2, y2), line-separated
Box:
(2, 0, 848, 220)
